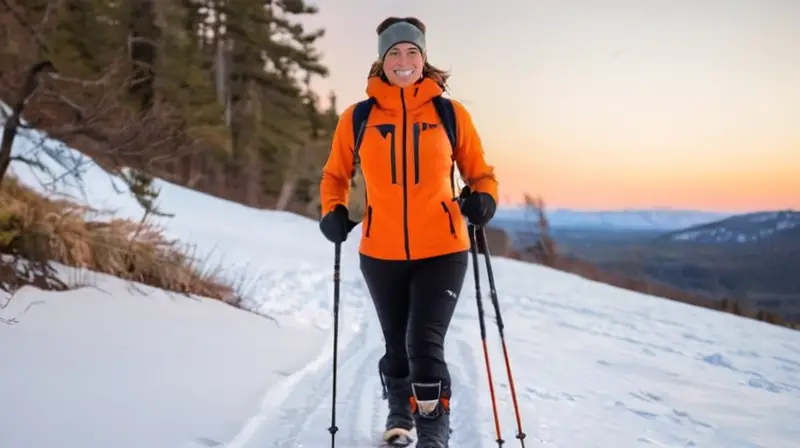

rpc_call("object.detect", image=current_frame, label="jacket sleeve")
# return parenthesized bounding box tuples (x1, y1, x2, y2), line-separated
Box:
(319, 104, 356, 215)
(451, 100, 499, 204)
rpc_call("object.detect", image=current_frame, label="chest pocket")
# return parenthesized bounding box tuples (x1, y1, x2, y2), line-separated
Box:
(412, 121, 453, 185)
(359, 123, 400, 186)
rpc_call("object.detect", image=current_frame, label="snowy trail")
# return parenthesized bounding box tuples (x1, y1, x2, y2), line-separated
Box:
(224, 265, 486, 448)
(219, 248, 800, 447)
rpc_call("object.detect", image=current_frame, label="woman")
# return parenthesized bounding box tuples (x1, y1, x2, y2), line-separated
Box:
(318, 16, 498, 447)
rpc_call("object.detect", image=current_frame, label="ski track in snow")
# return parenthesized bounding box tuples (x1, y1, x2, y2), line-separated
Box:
(221, 271, 368, 448)
(223, 267, 488, 448)
(218, 255, 800, 448)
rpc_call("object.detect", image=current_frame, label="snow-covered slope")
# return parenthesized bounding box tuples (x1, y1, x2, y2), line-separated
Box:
(493, 207, 731, 231)
(1, 131, 799, 447)
(0, 266, 329, 448)
(665, 210, 800, 244)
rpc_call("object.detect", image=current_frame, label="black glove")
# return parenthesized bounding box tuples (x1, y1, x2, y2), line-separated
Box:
(459, 186, 496, 227)
(319, 205, 358, 243)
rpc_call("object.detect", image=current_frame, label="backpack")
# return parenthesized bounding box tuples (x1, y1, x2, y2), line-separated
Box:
(349, 95, 458, 197)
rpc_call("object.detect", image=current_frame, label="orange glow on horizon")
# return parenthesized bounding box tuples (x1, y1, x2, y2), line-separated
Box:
(307, 0, 800, 213)
(488, 147, 800, 212)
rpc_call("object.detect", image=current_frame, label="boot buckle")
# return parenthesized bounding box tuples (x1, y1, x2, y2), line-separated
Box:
(410, 382, 450, 418)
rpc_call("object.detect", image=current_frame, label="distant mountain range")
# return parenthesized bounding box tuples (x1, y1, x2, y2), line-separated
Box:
(659, 210, 800, 244)
(493, 207, 732, 231)
(498, 208, 800, 323)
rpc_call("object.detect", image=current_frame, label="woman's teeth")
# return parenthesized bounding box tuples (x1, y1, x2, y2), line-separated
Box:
(394, 69, 414, 78)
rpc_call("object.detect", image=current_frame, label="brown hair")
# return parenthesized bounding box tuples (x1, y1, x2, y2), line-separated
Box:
(369, 17, 450, 91)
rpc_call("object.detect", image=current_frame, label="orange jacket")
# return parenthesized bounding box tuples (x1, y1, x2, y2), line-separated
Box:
(320, 76, 499, 261)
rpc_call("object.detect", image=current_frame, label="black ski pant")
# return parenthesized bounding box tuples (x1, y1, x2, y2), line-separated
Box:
(360, 250, 468, 388)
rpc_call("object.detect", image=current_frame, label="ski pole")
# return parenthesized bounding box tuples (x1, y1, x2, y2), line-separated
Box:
(477, 226, 527, 446)
(468, 224, 504, 447)
(328, 241, 342, 447)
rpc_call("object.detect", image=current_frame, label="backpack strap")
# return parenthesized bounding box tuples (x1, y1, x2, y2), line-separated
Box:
(432, 95, 457, 150)
(432, 95, 459, 199)
(350, 97, 376, 182)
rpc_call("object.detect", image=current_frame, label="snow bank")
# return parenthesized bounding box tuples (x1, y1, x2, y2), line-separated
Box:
(0, 270, 326, 448)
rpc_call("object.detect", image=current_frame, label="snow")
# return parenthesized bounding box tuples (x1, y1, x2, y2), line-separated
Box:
(0, 269, 327, 448)
(1, 128, 799, 447)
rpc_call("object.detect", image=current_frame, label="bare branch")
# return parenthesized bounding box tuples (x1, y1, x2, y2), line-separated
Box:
(0, 0, 50, 54)
(47, 71, 114, 87)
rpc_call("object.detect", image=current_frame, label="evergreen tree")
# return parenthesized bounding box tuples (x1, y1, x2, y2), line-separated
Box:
(1, 0, 333, 213)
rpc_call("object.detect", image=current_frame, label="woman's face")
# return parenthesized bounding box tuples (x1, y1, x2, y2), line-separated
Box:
(382, 43, 424, 88)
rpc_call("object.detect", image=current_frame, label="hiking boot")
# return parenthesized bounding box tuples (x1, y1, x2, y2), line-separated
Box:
(380, 372, 415, 433)
(410, 381, 450, 448)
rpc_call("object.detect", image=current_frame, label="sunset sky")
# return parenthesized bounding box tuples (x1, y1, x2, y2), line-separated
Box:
(304, 0, 799, 212)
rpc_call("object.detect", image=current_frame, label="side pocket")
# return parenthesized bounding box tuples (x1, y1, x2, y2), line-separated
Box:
(440, 201, 456, 237)
(365, 205, 374, 237)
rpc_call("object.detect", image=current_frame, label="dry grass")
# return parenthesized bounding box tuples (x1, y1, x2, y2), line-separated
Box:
(0, 176, 235, 301)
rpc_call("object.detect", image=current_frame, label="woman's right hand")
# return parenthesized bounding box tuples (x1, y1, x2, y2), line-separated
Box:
(319, 205, 359, 243)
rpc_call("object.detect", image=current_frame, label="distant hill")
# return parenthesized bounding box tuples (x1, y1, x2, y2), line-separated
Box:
(493, 207, 731, 231)
(659, 210, 800, 244)
(598, 211, 800, 322)
(490, 208, 730, 255)
(497, 209, 800, 324)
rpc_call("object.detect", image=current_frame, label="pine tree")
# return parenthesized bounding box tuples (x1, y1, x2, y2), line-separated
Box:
(1, 0, 333, 213)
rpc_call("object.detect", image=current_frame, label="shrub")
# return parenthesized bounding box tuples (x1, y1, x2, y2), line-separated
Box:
(0, 176, 234, 301)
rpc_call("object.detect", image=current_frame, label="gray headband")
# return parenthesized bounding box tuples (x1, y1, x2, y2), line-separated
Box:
(378, 22, 426, 59)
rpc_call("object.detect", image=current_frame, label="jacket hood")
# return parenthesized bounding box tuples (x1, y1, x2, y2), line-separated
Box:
(365, 76, 444, 111)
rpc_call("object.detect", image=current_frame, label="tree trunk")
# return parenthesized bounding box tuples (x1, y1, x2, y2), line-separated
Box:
(0, 61, 55, 184)
(128, 0, 159, 111)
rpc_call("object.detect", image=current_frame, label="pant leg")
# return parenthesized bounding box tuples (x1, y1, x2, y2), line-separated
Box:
(360, 253, 412, 378)
(406, 250, 469, 386)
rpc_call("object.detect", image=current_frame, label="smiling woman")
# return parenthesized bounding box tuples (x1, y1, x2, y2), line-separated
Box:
(368, 17, 450, 91)
(317, 15, 500, 448)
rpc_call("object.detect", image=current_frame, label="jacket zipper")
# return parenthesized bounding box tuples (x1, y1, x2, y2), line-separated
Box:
(400, 88, 410, 260)
(413, 123, 420, 184)
(440, 201, 456, 237)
